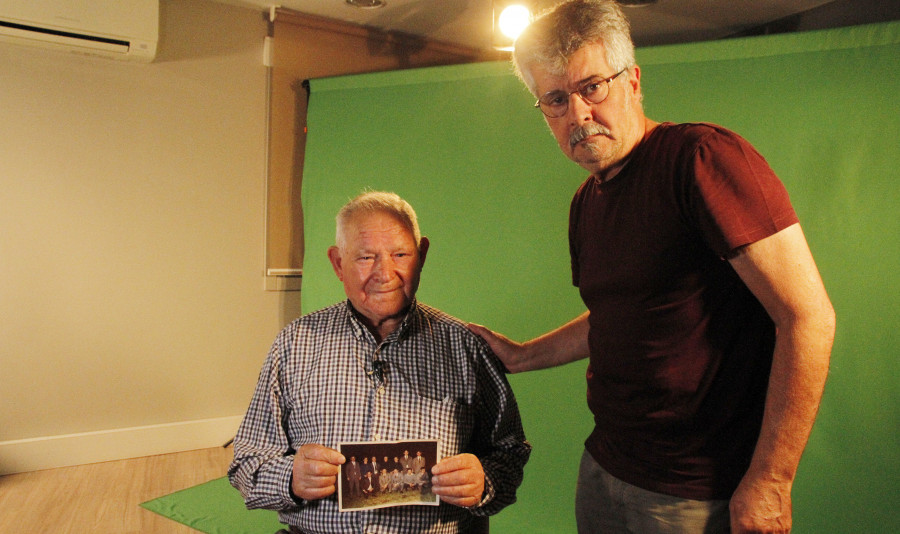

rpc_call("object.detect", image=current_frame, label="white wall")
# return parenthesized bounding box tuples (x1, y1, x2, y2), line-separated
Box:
(0, 0, 301, 474)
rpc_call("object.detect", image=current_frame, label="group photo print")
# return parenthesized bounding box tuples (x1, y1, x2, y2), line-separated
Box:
(337, 440, 440, 511)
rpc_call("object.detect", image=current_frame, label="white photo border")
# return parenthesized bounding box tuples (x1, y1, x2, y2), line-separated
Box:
(337, 439, 441, 512)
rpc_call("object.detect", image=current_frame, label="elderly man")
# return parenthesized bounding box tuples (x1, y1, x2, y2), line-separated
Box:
(229, 191, 530, 534)
(468, 1, 835, 533)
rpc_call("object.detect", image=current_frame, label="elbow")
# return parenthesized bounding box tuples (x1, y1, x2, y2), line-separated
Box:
(804, 298, 836, 370)
(823, 302, 837, 344)
(816, 294, 837, 351)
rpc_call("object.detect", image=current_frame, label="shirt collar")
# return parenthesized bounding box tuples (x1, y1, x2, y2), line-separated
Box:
(342, 299, 420, 344)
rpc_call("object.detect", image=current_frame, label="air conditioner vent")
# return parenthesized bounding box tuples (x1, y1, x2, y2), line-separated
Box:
(0, 0, 158, 62)
(0, 19, 130, 47)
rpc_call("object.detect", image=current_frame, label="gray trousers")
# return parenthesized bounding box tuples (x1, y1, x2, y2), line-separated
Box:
(575, 449, 731, 533)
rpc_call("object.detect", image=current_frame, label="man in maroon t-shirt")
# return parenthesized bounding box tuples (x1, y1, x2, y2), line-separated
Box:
(468, 1, 835, 533)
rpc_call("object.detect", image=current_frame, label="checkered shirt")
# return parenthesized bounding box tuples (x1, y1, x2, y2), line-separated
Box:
(228, 300, 531, 533)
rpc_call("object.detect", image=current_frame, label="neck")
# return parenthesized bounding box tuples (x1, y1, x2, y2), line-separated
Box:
(355, 304, 412, 343)
(596, 117, 658, 182)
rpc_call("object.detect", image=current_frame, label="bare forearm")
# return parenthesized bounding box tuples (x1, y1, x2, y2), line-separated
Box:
(517, 312, 591, 372)
(468, 312, 591, 374)
(727, 224, 836, 531)
(745, 311, 834, 485)
(730, 308, 834, 532)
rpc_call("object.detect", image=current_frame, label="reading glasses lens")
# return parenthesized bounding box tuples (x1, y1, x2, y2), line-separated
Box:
(535, 69, 626, 118)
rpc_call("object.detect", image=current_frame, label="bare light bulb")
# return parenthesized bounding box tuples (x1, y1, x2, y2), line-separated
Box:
(498, 4, 531, 40)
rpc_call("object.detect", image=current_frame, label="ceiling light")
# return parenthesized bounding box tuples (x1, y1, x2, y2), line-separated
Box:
(346, 0, 386, 8)
(493, 1, 534, 51)
(498, 5, 531, 39)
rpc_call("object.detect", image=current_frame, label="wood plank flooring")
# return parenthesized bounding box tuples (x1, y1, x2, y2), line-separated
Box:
(0, 446, 235, 533)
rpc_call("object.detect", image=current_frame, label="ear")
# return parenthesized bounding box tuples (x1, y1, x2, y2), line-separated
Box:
(418, 237, 430, 267)
(327, 246, 344, 280)
(627, 65, 642, 99)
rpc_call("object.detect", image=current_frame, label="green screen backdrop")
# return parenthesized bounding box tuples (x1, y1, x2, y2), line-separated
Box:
(301, 22, 900, 533)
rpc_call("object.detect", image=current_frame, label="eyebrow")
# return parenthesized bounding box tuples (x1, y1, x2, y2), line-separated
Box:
(542, 74, 605, 96)
(576, 74, 605, 86)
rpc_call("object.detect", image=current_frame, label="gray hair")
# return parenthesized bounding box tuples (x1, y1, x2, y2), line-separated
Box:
(513, 0, 636, 96)
(335, 191, 422, 250)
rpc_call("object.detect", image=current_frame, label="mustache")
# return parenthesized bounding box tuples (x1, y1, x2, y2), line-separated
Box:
(569, 122, 611, 148)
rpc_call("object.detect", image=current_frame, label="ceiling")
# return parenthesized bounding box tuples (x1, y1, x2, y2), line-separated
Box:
(221, 0, 900, 50)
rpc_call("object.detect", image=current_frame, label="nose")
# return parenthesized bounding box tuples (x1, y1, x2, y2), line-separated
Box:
(372, 256, 396, 281)
(567, 91, 594, 124)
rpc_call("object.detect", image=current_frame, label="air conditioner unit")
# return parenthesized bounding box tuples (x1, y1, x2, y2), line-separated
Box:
(0, 0, 158, 62)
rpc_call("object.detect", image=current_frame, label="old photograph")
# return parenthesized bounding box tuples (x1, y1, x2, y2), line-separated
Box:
(337, 440, 440, 512)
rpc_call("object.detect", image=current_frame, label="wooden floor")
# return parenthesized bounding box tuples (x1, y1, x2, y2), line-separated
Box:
(0, 446, 234, 533)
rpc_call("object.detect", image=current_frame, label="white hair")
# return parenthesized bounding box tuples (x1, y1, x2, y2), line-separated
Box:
(513, 0, 636, 96)
(335, 191, 421, 250)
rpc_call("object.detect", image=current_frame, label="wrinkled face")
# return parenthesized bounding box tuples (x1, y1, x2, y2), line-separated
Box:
(328, 210, 427, 334)
(529, 43, 645, 175)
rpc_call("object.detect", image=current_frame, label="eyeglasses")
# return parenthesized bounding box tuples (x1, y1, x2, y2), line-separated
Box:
(534, 69, 628, 118)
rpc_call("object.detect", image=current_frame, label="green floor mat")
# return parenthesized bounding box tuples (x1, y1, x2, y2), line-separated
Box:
(140, 476, 285, 534)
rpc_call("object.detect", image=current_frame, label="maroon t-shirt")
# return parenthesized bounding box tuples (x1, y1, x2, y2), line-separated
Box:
(569, 122, 799, 500)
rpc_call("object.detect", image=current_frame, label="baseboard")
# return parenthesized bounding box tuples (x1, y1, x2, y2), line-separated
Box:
(0, 415, 243, 475)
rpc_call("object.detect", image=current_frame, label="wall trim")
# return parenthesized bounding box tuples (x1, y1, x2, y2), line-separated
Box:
(0, 415, 243, 475)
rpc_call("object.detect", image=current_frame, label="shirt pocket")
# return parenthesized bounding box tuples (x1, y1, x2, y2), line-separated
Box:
(414, 393, 476, 459)
(383, 366, 476, 458)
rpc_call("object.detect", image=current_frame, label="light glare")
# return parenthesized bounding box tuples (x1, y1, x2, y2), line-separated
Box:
(498, 5, 531, 40)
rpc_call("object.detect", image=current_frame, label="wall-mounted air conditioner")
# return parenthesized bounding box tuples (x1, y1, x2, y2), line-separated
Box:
(0, 0, 158, 62)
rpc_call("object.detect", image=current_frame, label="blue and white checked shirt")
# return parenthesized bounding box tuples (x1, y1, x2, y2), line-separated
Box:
(228, 300, 531, 533)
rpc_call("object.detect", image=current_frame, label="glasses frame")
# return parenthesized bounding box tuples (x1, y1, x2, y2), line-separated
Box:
(534, 68, 628, 118)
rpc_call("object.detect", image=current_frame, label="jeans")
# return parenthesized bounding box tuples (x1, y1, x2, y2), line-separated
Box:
(575, 449, 730, 533)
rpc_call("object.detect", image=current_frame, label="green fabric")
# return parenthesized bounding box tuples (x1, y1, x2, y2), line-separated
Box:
(140, 477, 284, 534)
(300, 21, 900, 533)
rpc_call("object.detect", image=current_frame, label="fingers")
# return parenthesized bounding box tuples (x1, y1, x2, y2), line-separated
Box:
(466, 322, 490, 336)
(291, 444, 346, 501)
(431, 453, 478, 475)
(431, 454, 485, 508)
(467, 323, 522, 373)
(300, 443, 346, 466)
(466, 323, 504, 344)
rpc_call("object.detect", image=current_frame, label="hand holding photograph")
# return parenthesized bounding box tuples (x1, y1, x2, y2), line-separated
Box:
(337, 439, 440, 512)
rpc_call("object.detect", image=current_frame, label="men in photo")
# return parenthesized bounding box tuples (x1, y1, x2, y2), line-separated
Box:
(362, 472, 375, 497)
(413, 450, 427, 473)
(345, 456, 361, 499)
(399, 450, 413, 473)
(361, 456, 372, 480)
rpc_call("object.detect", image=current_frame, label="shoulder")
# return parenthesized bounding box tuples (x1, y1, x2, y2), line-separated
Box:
(659, 121, 759, 154)
(413, 302, 508, 372)
(271, 301, 351, 356)
(414, 303, 481, 339)
(285, 301, 347, 332)
(646, 121, 742, 149)
(414, 302, 464, 328)
(643, 122, 770, 186)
